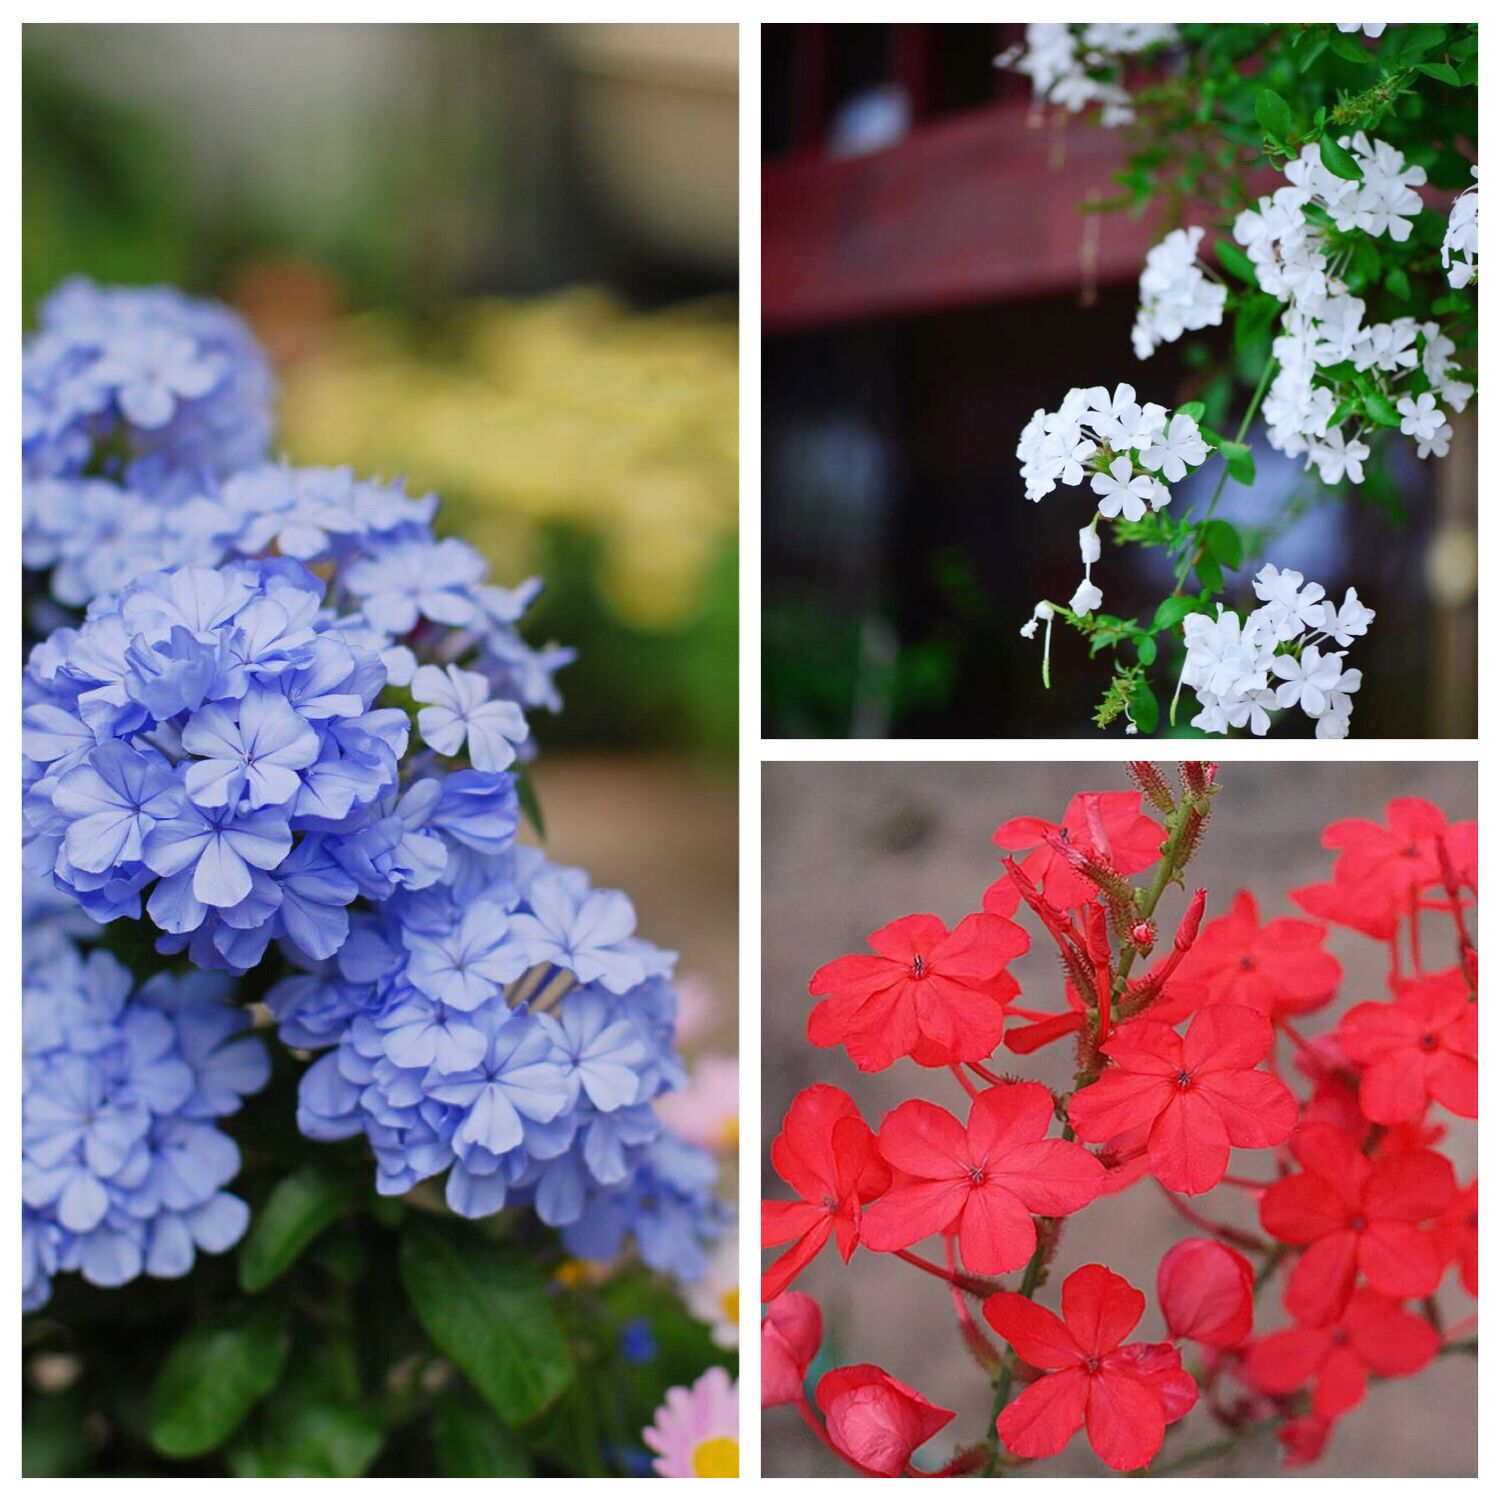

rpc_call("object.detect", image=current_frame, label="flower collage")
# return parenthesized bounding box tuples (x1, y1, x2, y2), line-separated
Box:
(15, 15, 1483, 1491)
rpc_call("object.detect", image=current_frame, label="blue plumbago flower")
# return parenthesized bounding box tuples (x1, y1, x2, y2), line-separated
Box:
(23, 279, 274, 488)
(21, 937, 269, 1309)
(21, 278, 723, 1295)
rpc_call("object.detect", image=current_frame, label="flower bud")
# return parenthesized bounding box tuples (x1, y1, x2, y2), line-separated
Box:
(1157, 1237, 1255, 1348)
(761, 1292, 823, 1408)
(815, 1364, 955, 1476)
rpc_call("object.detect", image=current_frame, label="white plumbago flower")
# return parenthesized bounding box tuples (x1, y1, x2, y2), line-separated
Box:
(1318, 587, 1376, 646)
(1090, 455, 1158, 522)
(1132, 226, 1228, 359)
(1416, 421, 1453, 460)
(1352, 318, 1419, 374)
(1269, 645, 1356, 717)
(1442, 167, 1478, 289)
(1341, 133, 1427, 242)
(1078, 525, 1101, 567)
(1083, 383, 1147, 445)
(1139, 412, 1210, 483)
(1251, 564, 1328, 642)
(1397, 392, 1447, 444)
(1018, 600, 1054, 640)
(1069, 579, 1103, 615)
(1337, 23, 1386, 37)
(997, 23, 1176, 126)
(1315, 690, 1358, 740)
(1182, 607, 1273, 699)
(1306, 428, 1371, 486)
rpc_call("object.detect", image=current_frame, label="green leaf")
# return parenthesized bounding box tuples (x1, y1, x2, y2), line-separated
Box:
(239, 1164, 356, 1293)
(229, 1402, 384, 1478)
(1384, 266, 1412, 301)
(1128, 679, 1159, 736)
(1175, 400, 1206, 423)
(400, 1218, 575, 1424)
(1218, 441, 1257, 486)
(1398, 24, 1448, 61)
(1297, 33, 1329, 73)
(1151, 595, 1199, 634)
(1134, 634, 1158, 667)
(1201, 519, 1244, 570)
(1255, 88, 1292, 142)
(1216, 239, 1260, 286)
(1362, 391, 1403, 428)
(432, 1392, 534, 1477)
(1414, 61, 1462, 86)
(148, 1303, 290, 1458)
(1326, 30, 1376, 66)
(1319, 134, 1364, 182)
(514, 768, 546, 839)
(1195, 554, 1225, 594)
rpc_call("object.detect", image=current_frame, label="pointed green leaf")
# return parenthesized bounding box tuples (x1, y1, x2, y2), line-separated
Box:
(1202, 519, 1245, 570)
(1216, 239, 1259, 286)
(1151, 595, 1200, 634)
(1255, 88, 1292, 142)
(400, 1217, 574, 1423)
(148, 1303, 290, 1458)
(1319, 134, 1364, 182)
(1414, 61, 1462, 85)
(1128, 679, 1160, 736)
(239, 1164, 356, 1292)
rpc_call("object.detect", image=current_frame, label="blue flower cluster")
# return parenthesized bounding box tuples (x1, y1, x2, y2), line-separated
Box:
(272, 847, 724, 1280)
(23, 937, 270, 1310)
(21, 280, 727, 1304)
(23, 278, 274, 492)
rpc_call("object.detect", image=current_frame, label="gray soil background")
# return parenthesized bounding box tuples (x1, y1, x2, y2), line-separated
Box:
(761, 761, 1477, 1477)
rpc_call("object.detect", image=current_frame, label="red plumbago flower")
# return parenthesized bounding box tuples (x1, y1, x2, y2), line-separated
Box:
(984, 1264, 1196, 1473)
(815, 1365, 955, 1477)
(807, 912, 1028, 1072)
(1157, 1238, 1256, 1348)
(1338, 968, 1477, 1124)
(762, 1085, 891, 1301)
(993, 791, 1166, 912)
(1436, 1178, 1478, 1297)
(1323, 796, 1455, 898)
(1258, 1123, 1457, 1325)
(1277, 1414, 1333, 1468)
(761, 1292, 823, 1408)
(1067, 1006, 1298, 1196)
(860, 1083, 1105, 1274)
(1160, 890, 1342, 1021)
(1242, 1289, 1440, 1421)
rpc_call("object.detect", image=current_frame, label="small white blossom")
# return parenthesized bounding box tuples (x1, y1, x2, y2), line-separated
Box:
(1270, 646, 1355, 717)
(1397, 392, 1447, 444)
(1090, 455, 1158, 522)
(1139, 412, 1210, 483)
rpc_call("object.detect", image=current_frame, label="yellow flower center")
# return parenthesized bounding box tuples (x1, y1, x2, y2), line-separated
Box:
(691, 1436, 739, 1477)
(716, 1115, 740, 1151)
(719, 1289, 739, 1326)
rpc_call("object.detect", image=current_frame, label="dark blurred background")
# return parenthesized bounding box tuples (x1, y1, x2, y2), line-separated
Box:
(761, 760, 1478, 1476)
(760, 24, 1477, 739)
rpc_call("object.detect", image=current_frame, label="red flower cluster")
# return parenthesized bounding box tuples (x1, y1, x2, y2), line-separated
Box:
(763, 771, 1477, 1478)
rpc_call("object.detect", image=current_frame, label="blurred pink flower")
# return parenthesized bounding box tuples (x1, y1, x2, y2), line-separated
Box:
(643, 1366, 739, 1477)
(657, 1053, 739, 1150)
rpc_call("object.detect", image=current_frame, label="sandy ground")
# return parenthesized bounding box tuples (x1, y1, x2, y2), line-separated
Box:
(761, 761, 1477, 1478)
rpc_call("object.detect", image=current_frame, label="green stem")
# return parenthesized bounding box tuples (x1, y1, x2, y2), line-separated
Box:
(982, 1240, 1050, 1475)
(1112, 788, 1206, 996)
(1172, 352, 1278, 591)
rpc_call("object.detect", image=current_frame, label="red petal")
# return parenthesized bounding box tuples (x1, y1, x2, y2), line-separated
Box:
(1100, 1018, 1184, 1076)
(1356, 1220, 1443, 1298)
(1243, 1325, 1330, 1395)
(1291, 1123, 1369, 1203)
(966, 1081, 1054, 1159)
(1285, 1230, 1359, 1324)
(1085, 1369, 1166, 1471)
(761, 1292, 823, 1407)
(1005, 1012, 1086, 1054)
(769, 1084, 862, 1200)
(859, 1176, 970, 1253)
(877, 1098, 968, 1178)
(1427, 1051, 1478, 1119)
(1061, 1263, 1144, 1357)
(1363, 1149, 1457, 1222)
(1342, 1289, 1440, 1377)
(1195, 1067, 1298, 1149)
(1068, 1071, 1175, 1144)
(1260, 1172, 1352, 1245)
(982, 1292, 1083, 1369)
(866, 913, 950, 963)
(1157, 1238, 1255, 1347)
(1358, 1052, 1432, 1124)
(1148, 1091, 1230, 1196)
(762, 1198, 825, 1248)
(761, 1216, 834, 1302)
(995, 1368, 1088, 1460)
(1312, 1343, 1367, 1421)
(992, 816, 1058, 850)
(1182, 1004, 1274, 1073)
(958, 1184, 1038, 1275)
(987, 1139, 1106, 1217)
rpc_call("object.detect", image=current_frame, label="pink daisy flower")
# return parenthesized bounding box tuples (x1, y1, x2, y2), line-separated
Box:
(643, 1366, 740, 1477)
(656, 1053, 740, 1150)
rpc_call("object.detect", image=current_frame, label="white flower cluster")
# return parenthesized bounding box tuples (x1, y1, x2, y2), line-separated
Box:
(1336, 24, 1386, 38)
(1182, 564, 1375, 739)
(1232, 134, 1472, 480)
(995, 23, 1177, 126)
(1017, 383, 1210, 626)
(1132, 227, 1230, 359)
(1442, 167, 1478, 289)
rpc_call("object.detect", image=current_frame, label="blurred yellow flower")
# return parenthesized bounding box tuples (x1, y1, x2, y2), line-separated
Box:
(279, 288, 737, 630)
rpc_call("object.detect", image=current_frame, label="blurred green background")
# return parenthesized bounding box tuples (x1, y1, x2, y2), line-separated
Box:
(23, 21, 739, 758)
